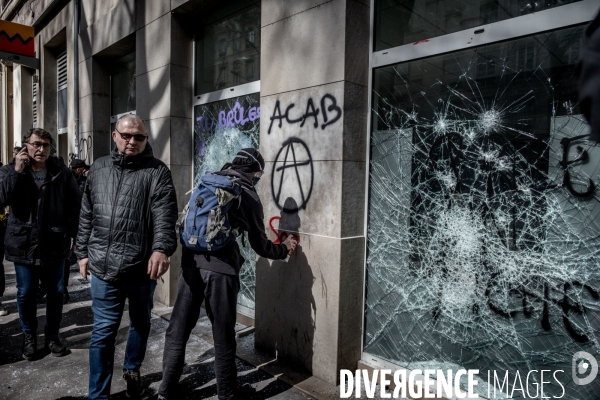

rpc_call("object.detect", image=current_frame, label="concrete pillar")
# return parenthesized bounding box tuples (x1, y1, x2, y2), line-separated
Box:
(136, 6, 193, 306)
(13, 65, 34, 143)
(0, 63, 10, 164)
(255, 0, 370, 385)
(3, 66, 14, 162)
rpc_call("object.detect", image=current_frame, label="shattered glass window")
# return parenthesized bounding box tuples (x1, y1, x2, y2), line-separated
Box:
(365, 24, 600, 399)
(194, 93, 260, 309)
(374, 0, 583, 51)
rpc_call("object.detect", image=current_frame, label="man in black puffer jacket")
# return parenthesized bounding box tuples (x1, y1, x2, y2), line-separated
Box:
(76, 114, 178, 400)
(0, 128, 81, 361)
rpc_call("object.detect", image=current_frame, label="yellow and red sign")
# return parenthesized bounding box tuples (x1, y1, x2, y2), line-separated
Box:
(0, 20, 34, 57)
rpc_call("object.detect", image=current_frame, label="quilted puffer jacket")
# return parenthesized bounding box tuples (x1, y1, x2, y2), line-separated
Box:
(75, 144, 178, 281)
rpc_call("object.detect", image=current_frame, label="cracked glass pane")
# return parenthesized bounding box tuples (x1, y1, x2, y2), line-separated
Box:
(366, 24, 600, 399)
(194, 93, 260, 309)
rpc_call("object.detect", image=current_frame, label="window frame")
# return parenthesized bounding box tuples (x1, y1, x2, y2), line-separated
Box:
(192, 5, 261, 319)
(361, 0, 600, 372)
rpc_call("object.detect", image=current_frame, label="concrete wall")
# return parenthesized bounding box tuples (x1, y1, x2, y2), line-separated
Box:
(12, 65, 33, 143)
(254, 0, 369, 385)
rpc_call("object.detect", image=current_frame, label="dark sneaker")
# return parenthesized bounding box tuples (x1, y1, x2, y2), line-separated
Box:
(0, 301, 8, 316)
(123, 370, 145, 398)
(45, 337, 68, 357)
(22, 334, 37, 361)
(234, 383, 256, 399)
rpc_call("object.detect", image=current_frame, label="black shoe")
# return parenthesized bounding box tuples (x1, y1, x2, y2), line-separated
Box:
(45, 337, 68, 357)
(234, 383, 256, 399)
(123, 370, 145, 398)
(22, 334, 37, 361)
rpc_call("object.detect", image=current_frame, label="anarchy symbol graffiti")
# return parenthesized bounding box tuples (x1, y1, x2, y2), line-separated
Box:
(271, 137, 314, 213)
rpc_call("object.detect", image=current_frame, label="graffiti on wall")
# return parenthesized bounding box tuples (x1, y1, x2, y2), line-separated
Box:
(268, 93, 342, 134)
(270, 137, 314, 213)
(68, 134, 92, 164)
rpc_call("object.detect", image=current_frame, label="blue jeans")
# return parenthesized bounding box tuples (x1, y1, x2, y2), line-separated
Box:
(88, 274, 156, 400)
(14, 262, 65, 337)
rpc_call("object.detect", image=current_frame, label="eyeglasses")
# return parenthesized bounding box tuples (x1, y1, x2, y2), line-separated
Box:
(115, 127, 148, 142)
(25, 141, 53, 150)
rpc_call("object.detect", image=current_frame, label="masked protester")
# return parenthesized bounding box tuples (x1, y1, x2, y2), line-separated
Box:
(158, 148, 297, 400)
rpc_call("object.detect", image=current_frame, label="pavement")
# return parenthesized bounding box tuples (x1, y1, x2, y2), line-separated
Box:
(0, 261, 319, 400)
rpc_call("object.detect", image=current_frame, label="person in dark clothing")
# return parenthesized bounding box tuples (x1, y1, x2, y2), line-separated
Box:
(579, 10, 600, 143)
(0, 128, 82, 360)
(12, 146, 22, 160)
(158, 148, 297, 400)
(76, 114, 178, 400)
(58, 158, 89, 304)
(69, 158, 89, 193)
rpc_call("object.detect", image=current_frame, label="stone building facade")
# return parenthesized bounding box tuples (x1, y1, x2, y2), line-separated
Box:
(1, 0, 600, 397)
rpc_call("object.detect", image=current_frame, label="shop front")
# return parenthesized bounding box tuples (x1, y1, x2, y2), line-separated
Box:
(364, 1, 600, 398)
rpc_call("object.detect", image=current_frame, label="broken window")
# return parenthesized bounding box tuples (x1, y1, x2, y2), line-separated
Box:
(194, 93, 260, 309)
(365, 24, 600, 399)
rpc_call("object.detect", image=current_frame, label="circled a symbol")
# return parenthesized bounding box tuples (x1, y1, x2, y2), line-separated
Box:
(271, 138, 314, 213)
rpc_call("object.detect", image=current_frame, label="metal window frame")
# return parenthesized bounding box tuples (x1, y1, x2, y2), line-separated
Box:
(360, 0, 599, 377)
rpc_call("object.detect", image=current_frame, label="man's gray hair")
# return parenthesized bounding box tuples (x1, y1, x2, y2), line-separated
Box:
(115, 114, 145, 131)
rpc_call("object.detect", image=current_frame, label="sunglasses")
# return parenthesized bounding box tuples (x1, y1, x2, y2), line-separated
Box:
(115, 127, 148, 142)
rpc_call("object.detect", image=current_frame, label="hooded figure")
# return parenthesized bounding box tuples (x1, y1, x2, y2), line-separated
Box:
(159, 148, 297, 400)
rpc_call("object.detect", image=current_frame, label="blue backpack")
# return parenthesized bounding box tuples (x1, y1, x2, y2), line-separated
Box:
(178, 173, 243, 252)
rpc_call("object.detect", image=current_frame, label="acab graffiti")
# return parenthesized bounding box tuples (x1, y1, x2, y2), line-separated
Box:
(268, 93, 342, 134)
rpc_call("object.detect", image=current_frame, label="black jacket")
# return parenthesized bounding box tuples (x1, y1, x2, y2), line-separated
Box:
(75, 174, 87, 193)
(184, 170, 288, 275)
(75, 144, 178, 281)
(0, 156, 82, 266)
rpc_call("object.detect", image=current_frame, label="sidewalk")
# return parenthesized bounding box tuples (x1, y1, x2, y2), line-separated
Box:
(0, 261, 318, 400)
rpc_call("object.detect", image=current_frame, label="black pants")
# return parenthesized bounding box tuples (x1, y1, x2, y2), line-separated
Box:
(160, 267, 239, 400)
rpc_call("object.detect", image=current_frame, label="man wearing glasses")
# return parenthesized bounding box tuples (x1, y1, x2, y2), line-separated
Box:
(0, 128, 82, 360)
(76, 114, 178, 399)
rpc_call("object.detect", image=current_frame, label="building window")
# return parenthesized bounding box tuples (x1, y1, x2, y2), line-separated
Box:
(233, 32, 241, 52)
(246, 59, 254, 81)
(110, 51, 136, 144)
(373, 0, 582, 52)
(219, 38, 227, 57)
(32, 75, 38, 128)
(57, 50, 68, 134)
(194, 1, 261, 95)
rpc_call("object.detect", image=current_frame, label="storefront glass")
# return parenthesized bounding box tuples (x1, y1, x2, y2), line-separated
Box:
(365, 23, 600, 399)
(374, 0, 583, 51)
(193, 93, 260, 309)
(194, 1, 261, 95)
